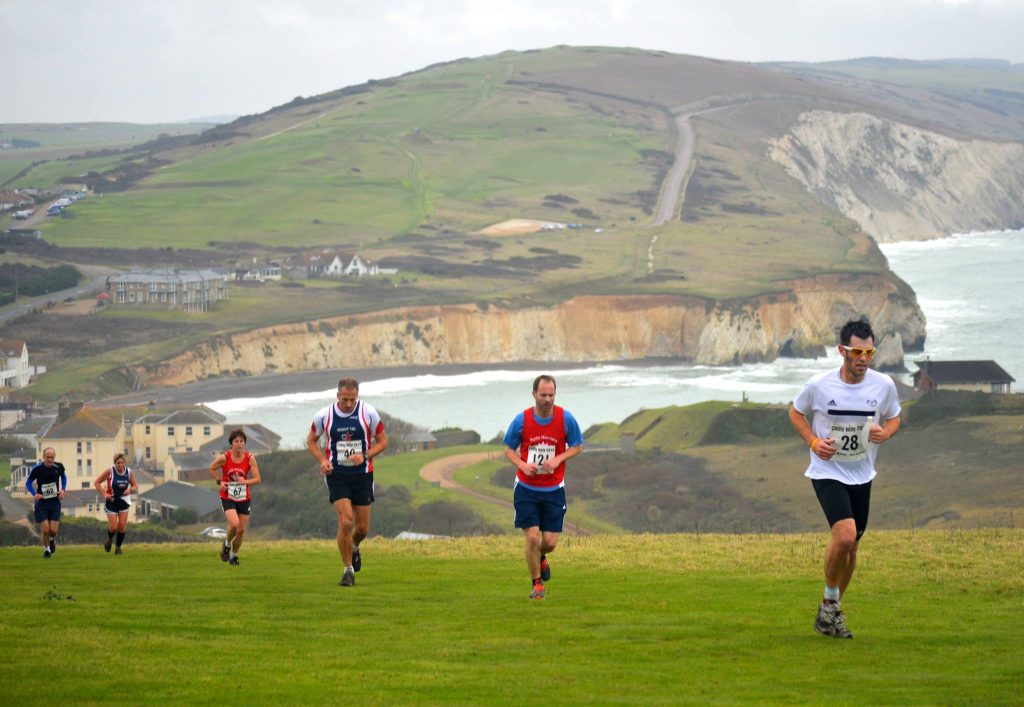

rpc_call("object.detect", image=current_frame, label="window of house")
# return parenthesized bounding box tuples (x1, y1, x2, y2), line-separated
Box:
(203, 426, 211, 436)
(167, 426, 175, 435)
(185, 426, 193, 436)
(186, 447, 193, 452)
(146, 447, 151, 458)
(77, 459, 82, 472)
(76, 442, 82, 454)
(86, 441, 92, 453)
(145, 425, 151, 434)
(82, 482, 90, 490)
(87, 459, 93, 472)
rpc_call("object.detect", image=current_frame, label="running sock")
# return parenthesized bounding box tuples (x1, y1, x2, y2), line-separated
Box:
(824, 585, 840, 602)
(533, 577, 542, 585)
(116, 531, 126, 548)
(229, 550, 238, 560)
(345, 565, 354, 573)
(107, 531, 115, 540)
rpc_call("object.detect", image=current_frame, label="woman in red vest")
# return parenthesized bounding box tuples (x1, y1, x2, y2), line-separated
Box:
(209, 429, 261, 565)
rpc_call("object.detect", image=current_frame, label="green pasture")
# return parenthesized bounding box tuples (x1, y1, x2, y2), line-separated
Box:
(36, 66, 669, 250)
(1, 531, 1020, 704)
(0, 156, 35, 185)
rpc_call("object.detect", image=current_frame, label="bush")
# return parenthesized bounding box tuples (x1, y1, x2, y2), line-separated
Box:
(173, 507, 198, 525)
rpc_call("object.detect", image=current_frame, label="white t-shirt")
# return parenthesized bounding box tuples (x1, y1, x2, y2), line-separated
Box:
(793, 367, 901, 485)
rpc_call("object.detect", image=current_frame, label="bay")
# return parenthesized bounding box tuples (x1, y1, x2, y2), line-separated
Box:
(207, 229, 1023, 449)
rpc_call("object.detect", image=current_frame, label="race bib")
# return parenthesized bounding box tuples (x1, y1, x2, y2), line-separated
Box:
(40, 481, 59, 499)
(335, 440, 362, 466)
(527, 443, 556, 473)
(829, 421, 872, 462)
(227, 482, 247, 501)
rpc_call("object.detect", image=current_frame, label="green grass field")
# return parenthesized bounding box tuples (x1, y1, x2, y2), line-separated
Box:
(1, 531, 1020, 704)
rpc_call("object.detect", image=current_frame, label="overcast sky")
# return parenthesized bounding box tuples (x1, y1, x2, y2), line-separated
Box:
(2, 0, 1021, 124)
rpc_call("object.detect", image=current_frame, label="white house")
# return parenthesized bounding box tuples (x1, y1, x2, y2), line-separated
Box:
(0, 338, 32, 389)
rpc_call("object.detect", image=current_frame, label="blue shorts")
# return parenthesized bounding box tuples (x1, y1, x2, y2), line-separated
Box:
(513, 484, 566, 532)
(34, 499, 62, 523)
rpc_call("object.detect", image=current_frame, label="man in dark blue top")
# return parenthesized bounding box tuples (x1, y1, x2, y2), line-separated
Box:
(26, 447, 67, 558)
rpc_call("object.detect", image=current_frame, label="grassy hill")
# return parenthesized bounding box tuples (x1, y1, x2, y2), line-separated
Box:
(0, 121, 216, 186)
(2, 532, 1021, 704)
(5, 47, 1019, 400)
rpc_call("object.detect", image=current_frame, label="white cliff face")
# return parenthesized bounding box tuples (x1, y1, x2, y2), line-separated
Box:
(767, 111, 1024, 242)
(138, 274, 924, 387)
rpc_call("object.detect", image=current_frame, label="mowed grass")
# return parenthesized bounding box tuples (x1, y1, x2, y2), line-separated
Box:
(2, 531, 1020, 704)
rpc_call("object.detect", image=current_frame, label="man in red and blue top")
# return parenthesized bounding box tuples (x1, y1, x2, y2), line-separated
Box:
(307, 377, 388, 588)
(503, 374, 583, 600)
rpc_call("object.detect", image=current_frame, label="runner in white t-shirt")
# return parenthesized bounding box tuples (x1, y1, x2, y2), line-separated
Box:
(789, 320, 902, 639)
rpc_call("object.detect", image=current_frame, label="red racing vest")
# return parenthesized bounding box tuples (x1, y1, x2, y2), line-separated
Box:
(219, 451, 252, 502)
(517, 406, 567, 489)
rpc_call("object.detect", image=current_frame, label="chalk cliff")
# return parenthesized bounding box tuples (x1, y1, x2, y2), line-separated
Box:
(767, 111, 1024, 242)
(138, 272, 924, 387)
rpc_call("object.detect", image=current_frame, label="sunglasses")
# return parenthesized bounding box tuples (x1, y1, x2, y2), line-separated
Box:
(841, 345, 876, 358)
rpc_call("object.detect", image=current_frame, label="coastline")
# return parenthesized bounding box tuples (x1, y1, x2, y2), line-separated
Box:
(96, 358, 688, 407)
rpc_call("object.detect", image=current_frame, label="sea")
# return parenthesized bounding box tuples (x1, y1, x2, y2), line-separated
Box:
(207, 229, 1024, 450)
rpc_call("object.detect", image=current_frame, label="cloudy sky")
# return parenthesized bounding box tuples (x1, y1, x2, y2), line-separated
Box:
(2, 0, 1021, 124)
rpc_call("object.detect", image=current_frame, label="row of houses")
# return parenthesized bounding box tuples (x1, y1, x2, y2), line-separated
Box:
(101, 251, 396, 312)
(106, 269, 229, 313)
(6, 402, 279, 524)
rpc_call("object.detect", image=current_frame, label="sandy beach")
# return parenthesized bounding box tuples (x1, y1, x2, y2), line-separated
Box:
(96, 359, 686, 407)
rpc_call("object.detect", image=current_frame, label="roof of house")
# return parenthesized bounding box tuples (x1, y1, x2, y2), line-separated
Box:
(201, 424, 281, 455)
(42, 407, 123, 440)
(0, 338, 27, 357)
(135, 406, 226, 426)
(139, 481, 221, 516)
(107, 269, 223, 285)
(913, 360, 1016, 384)
(404, 429, 437, 444)
(166, 450, 219, 472)
(61, 489, 104, 509)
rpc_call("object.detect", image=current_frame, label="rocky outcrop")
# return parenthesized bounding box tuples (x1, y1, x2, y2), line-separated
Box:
(137, 272, 924, 387)
(767, 111, 1024, 242)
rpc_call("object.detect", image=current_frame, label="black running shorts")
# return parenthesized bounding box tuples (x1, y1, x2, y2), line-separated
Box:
(811, 478, 872, 541)
(325, 472, 374, 506)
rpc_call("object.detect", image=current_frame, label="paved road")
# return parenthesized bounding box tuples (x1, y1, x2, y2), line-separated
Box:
(418, 451, 591, 535)
(0, 488, 33, 529)
(0, 263, 119, 326)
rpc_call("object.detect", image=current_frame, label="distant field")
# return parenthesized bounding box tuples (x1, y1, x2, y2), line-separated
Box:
(1, 532, 1020, 704)
(0, 121, 213, 152)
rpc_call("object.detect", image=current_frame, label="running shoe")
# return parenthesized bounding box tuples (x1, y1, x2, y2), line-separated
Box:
(48, 539, 56, 554)
(530, 581, 545, 600)
(115, 547, 123, 555)
(339, 569, 355, 587)
(814, 602, 853, 639)
(228, 556, 239, 566)
(104, 537, 113, 552)
(43, 548, 51, 558)
(540, 555, 551, 582)
(220, 542, 230, 562)
(353, 545, 362, 573)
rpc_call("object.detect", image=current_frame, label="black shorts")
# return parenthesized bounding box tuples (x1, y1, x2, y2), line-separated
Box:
(325, 472, 374, 506)
(104, 498, 131, 514)
(811, 478, 872, 541)
(221, 498, 251, 515)
(34, 499, 61, 523)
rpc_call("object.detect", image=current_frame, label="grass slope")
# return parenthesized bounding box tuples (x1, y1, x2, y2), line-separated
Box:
(1, 532, 1020, 704)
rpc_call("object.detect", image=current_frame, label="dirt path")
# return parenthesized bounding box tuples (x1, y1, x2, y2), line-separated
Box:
(418, 451, 590, 535)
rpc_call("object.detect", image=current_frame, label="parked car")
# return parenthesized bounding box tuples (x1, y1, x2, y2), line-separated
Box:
(200, 526, 227, 539)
